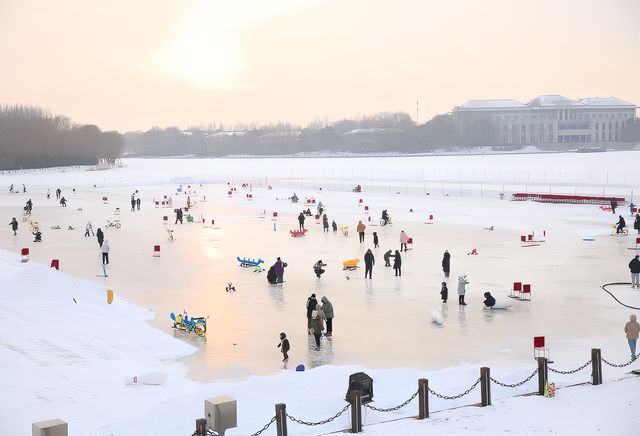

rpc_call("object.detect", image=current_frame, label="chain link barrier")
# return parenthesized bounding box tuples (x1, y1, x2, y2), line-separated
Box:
(248, 416, 276, 436)
(602, 356, 636, 368)
(364, 389, 419, 412)
(286, 403, 350, 427)
(549, 360, 591, 375)
(490, 368, 538, 388)
(428, 377, 481, 400)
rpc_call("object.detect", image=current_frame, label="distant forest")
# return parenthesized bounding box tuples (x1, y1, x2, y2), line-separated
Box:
(0, 105, 123, 170)
(124, 112, 498, 157)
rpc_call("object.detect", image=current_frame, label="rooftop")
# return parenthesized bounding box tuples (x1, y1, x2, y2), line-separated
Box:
(455, 95, 636, 111)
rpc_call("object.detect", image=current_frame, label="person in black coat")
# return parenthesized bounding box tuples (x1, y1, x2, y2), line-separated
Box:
(306, 294, 318, 332)
(9, 217, 18, 236)
(175, 208, 183, 224)
(313, 259, 327, 278)
(442, 250, 450, 278)
(617, 215, 626, 234)
(364, 249, 375, 279)
(373, 232, 379, 248)
(483, 292, 496, 308)
(96, 228, 104, 247)
(323, 215, 329, 233)
(440, 282, 448, 303)
(390, 250, 402, 276)
(630, 255, 640, 289)
(611, 199, 617, 214)
(332, 220, 337, 232)
(298, 212, 305, 230)
(634, 214, 640, 235)
(277, 332, 290, 361)
(266, 266, 277, 284)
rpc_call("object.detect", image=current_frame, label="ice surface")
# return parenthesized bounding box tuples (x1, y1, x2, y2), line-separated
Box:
(1, 152, 639, 434)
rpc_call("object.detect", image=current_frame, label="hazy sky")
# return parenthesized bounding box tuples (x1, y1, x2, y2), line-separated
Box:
(1, 0, 639, 132)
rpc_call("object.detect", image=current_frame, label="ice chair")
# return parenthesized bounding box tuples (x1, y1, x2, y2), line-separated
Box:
(521, 284, 532, 301)
(534, 336, 549, 360)
(511, 282, 522, 298)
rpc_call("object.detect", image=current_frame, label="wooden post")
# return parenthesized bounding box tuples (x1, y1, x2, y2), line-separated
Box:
(275, 403, 287, 436)
(418, 378, 429, 419)
(591, 348, 602, 385)
(480, 367, 491, 406)
(350, 390, 363, 433)
(537, 357, 548, 395)
(195, 418, 207, 436)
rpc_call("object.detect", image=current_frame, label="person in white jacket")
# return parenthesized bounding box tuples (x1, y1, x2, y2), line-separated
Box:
(101, 240, 110, 265)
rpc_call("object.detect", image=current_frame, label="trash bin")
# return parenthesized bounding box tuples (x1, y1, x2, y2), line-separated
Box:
(346, 372, 373, 403)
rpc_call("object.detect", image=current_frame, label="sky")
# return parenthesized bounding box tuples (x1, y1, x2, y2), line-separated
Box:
(0, 0, 639, 132)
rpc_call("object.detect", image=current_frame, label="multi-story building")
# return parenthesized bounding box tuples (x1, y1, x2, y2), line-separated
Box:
(452, 95, 637, 147)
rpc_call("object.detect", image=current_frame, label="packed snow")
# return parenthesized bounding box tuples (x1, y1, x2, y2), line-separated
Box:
(1, 152, 640, 435)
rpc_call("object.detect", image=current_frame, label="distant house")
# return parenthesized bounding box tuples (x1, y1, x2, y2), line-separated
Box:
(452, 95, 637, 148)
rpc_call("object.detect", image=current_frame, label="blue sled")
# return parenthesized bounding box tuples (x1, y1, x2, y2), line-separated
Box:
(237, 257, 264, 267)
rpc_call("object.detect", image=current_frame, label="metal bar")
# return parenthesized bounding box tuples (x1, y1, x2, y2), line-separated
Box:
(275, 403, 287, 436)
(537, 357, 548, 395)
(480, 367, 491, 406)
(418, 378, 429, 419)
(350, 390, 363, 433)
(591, 348, 602, 385)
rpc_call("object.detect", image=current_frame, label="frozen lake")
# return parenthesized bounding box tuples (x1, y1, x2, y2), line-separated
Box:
(1, 151, 639, 382)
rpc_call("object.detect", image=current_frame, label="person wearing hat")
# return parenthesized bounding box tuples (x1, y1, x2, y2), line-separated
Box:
(458, 275, 469, 305)
(306, 293, 318, 333)
(440, 282, 448, 303)
(311, 304, 325, 350)
(321, 296, 334, 336)
(277, 332, 290, 362)
(8, 217, 18, 236)
(313, 260, 327, 278)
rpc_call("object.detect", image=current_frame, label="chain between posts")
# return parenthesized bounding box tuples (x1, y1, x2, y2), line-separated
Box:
(428, 377, 481, 400)
(490, 368, 538, 388)
(364, 390, 419, 412)
(286, 403, 350, 426)
(549, 360, 592, 375)
(248, 416, 276, 436)
(602, 356, 636, 368)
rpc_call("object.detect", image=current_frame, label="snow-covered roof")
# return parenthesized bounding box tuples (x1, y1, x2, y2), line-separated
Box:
(458, 99, 526, 110)
(343, 128, 387, 135)
(526, 95, 584, 107)
(206, 131, 247, 138)
(578, 97, 636, 108)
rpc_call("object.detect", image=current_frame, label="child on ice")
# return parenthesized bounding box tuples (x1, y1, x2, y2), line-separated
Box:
(440, 282, 448, 303)
(277, 332, 290, 361)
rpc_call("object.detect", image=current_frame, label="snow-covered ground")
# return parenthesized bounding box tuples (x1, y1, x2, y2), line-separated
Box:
(1, 152, 640, 435)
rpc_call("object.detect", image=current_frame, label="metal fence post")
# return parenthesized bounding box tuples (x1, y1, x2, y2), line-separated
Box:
(195, 418, 207, 436)
(480, 367, 491, 406)
(418, 378, 429, 419)
(350, 390, 363, 433)
(537, 357, 548, 395)
(275, 403, 287, 436)
(591, 348, 602, 385)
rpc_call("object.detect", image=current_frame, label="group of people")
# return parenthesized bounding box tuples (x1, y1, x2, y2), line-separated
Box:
(130, 193, 141, 212)
(266, 257, 287, 284)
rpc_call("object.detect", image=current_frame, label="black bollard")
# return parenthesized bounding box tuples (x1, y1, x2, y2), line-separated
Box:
(350, 390, 363, 433)
(480, 367, 491, 406)
(418, 378, 429, 419)
(591, 348, 602, 385)
(537, 357, 548, 395)
(275, 403, 287, 436)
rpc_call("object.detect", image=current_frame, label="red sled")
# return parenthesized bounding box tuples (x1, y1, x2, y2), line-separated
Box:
(290, 229, 307, 237)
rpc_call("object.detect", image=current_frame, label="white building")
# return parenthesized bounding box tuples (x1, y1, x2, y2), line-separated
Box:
(452, 95, 637, 147)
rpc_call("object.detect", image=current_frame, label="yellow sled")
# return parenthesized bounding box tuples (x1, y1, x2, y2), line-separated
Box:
(342, 258, 360, 270)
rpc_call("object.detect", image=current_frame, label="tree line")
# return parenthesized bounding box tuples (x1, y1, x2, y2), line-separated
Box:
(0, 105, 123, 170)
(124, 111, 499, 157)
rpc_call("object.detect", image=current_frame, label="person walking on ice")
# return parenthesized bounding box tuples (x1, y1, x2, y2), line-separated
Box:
(384, 249, 392, 267)
(130, 194, 136, 212)
(175, 208, 183, 224)
(332, 220, 337, 232)
(9, 217, 18, 236)
(442, 250, 451, 278)
(96, 228, 104, 247)
(60, 197, 67, 207)
(323, 214, 329, 233)
(364, 248, 375, 279)
(373, 231, 379, 248)
(306, 293, 318, 332)
(357, 220, 366, 243)
(624, 314, 640, 361)
(101, 240, 110, 265)
(630, 255, 640, 289)
(634, 214, 640, 235)
(616, 215, 626, 234)
(321, 296, 334, 336)
(310, 303, 325, 350)
(85, 221, 94, 237)
(298, 212, 305, 230)
(277, 332, 290, 362)
(458, 275, 469, 305)
(274, 257, 287, 283)
(400, 230, 409, 252)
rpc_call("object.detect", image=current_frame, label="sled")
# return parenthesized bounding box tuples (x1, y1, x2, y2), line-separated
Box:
(290, 229, 307, 237)
(237, 257, 264, 267)
(342, 258, 360, 270)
